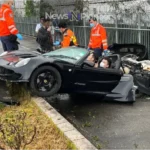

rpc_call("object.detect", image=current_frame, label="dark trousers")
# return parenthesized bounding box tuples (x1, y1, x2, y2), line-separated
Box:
(91, 48, 102, 60)
(0, 35, 18, 51)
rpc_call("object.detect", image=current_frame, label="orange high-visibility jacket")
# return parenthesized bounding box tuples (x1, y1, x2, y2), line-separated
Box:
(61, 29, 78, 48)
(0, 4, 18, 36)
(88, 23, 108, 50)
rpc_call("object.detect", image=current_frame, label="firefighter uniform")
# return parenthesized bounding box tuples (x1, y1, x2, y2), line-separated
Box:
(0, 4, 19, 51)
(88, 23, 108, 58)
(61, 29, 78, 48)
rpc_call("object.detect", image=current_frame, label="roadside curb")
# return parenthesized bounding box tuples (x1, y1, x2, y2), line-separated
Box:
(33, 97, 97, 150)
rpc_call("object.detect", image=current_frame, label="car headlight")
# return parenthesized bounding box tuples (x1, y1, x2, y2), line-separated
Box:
(0, 52, 8, 57)
(15, 58, 31, 67)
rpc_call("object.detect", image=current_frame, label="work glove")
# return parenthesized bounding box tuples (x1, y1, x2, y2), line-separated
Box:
(16, 34, 23, 40)
(53, 41, 60, 46)
(102, 50, 110, 56)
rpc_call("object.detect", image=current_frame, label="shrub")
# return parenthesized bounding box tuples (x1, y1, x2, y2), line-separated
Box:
(0, 111, 36, 150)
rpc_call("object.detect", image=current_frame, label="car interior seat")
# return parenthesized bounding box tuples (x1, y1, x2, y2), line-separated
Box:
(109, 54, 121, 69)
(98, 54, 121, 70)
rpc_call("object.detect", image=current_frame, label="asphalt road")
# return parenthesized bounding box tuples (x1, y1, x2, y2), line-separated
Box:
(0, 36, 38, 52)
(1, 36, 150, 149)
(45, 94, 150, 149)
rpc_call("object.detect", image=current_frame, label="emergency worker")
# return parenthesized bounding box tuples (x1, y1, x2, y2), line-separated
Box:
(53, 21, 78, 48)
(0, 0, 23, 51)
(88, 17, 108, 60)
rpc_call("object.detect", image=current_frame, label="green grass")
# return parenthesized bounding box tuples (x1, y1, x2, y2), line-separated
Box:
(0, 103, 5, 110)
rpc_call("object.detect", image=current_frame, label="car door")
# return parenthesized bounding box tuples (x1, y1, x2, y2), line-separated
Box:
(72, 65, 122, 94)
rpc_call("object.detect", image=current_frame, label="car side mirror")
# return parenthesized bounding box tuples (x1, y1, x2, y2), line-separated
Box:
(81, 60, 95, 68)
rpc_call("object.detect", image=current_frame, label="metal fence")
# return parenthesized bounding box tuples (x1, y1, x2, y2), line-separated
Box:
(15, 17, 39, 36)
(15, 13, 150, 58)
(70, 25, 150, 51)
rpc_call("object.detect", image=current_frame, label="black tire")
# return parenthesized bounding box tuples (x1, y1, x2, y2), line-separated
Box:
(30, 66, 61, 97)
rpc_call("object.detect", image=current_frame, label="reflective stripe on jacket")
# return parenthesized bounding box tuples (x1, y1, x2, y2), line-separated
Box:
(0, 4, 18, 36)
(61, 29, 78, 48)
(88, 23, 108, 50)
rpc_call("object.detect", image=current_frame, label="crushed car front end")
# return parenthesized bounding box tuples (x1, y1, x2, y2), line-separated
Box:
(121, 54, 150, 96)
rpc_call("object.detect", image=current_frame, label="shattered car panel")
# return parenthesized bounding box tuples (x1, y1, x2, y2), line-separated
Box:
(108, 43, 148, 60)
(109, 43, 150, 95)
(121, 54, 150, 95)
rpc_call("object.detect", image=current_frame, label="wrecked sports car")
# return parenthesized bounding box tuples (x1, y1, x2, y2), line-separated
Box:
(109, 43, 150, 95)
(0, 47, 136, 102)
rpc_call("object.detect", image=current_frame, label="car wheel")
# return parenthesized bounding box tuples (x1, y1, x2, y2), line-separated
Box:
(30, 66, 61, 97)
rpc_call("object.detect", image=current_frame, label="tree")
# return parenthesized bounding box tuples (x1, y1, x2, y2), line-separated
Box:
(75, 0, 84, 13)
(39, 0, 54, 17)
(108, 0, 149, 24)
(25, 0, 36, 17)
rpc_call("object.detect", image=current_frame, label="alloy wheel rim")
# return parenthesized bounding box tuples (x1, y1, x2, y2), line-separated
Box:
(35, 71, 56, 92)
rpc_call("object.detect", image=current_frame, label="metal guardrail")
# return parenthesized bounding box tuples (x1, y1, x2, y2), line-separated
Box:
(15, 17, 150, 58)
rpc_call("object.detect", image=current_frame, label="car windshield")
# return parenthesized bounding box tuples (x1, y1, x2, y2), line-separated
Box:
(43, 47, 88, 64)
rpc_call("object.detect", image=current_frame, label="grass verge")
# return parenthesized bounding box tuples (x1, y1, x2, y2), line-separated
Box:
(0, 101, 76, 150)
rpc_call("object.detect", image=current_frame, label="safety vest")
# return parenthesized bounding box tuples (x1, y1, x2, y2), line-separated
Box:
(88, 23, 108, 50)
(61, 29, 78, 48)
(0, 4, 18, 36)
